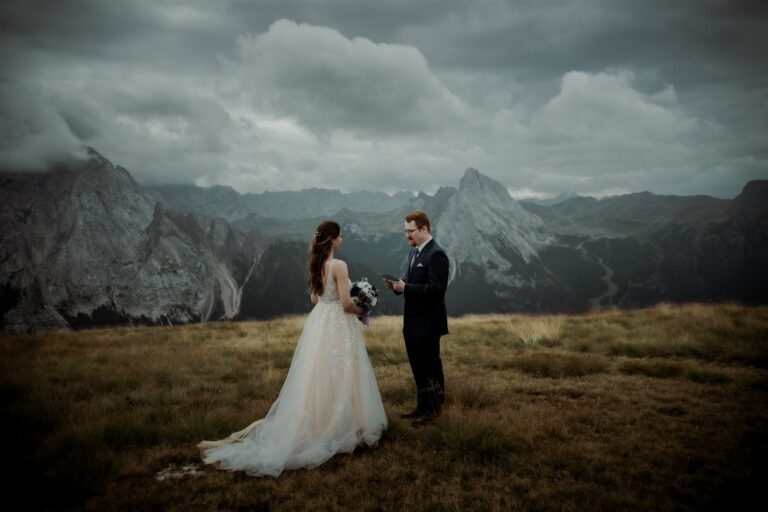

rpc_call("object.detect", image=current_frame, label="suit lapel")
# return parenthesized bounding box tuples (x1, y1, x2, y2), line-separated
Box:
(406, 248, 417, 281)
(411, 240, 433, 274)
(407, 239, 436, 281)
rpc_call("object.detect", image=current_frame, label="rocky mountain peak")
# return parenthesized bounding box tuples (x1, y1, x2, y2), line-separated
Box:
(452, 168, 542, 226)
(733, 179, 768, 216)
(460, 167, 499, 192)
(78, 146, 118, 175)
(738, 180, 768, 201)
(84, 145, 107, 162)
(461, 167, 481, 181)
(437, 168, 550, 286)
(409, 186, 457, 221)
(458, 167, 521, 210)
(54, 146, 145, 201)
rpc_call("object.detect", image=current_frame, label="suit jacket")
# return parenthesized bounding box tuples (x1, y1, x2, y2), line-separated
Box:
(400, 239, 449, 337)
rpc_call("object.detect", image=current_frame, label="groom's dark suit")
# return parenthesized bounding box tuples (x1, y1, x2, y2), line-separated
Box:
(399, 238, 449, 416)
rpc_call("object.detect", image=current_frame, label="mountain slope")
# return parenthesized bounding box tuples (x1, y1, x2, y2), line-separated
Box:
(0, 149, 266, 332)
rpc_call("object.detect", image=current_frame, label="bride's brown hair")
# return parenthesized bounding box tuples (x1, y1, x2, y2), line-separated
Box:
(307, 220, 341, 296)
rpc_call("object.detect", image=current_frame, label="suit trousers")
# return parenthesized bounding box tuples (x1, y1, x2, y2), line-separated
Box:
(404, 333, 445, 415)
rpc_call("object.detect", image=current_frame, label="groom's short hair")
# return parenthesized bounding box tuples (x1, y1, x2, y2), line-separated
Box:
(405, 209, 431, 233)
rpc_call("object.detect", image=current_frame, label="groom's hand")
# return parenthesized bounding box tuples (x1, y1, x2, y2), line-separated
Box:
(384, 279, 405, 294)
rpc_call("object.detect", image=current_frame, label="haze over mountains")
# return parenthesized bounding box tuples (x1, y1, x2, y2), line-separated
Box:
(1, 147, 766, 333)
(145, 184, 415, 221)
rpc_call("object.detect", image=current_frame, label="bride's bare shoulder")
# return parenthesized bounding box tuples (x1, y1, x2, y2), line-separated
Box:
(331, 259, 349, 276)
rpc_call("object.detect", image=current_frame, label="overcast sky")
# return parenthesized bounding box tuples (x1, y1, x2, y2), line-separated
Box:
(1, 0, 766, 198)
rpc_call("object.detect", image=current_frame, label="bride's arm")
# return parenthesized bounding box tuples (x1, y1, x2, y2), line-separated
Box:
(310, 292, 318, 305)
(334, 260, 364, 315)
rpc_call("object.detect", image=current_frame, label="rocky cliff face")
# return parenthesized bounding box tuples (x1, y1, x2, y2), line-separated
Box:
(137, 203, 267, 324)
(437, 168, 550, 274)
(0, 149, 265, 333)
(1, 149, 155, 331)
(435, 169, 562, 312)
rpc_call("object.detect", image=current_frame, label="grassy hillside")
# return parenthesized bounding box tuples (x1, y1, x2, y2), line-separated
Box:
(2, 303, 767, 511)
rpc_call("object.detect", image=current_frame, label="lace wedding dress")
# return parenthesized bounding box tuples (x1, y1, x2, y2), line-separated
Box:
(198, 259, 387, 477)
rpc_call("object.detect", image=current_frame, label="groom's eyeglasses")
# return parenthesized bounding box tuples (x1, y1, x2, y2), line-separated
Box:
(404, 228, 422, 234)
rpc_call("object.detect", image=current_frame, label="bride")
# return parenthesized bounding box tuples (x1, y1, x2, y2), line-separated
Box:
(198, 220, 388, 477)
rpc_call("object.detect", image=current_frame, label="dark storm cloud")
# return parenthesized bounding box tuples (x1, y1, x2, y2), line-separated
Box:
(231, 19, 467, 136)
(1, 0, 766, 197)
(1, 1, 233, 66)
(0, 82, 86, 170)
(396, 1, 768, 82)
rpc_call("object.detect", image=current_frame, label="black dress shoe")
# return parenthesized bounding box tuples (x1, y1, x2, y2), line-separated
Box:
(400, 408, 425, 419)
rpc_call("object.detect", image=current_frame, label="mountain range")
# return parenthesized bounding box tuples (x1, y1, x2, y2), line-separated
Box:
(2, 147, 766, 333)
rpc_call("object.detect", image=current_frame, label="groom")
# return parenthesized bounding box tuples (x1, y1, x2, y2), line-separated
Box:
(385, 209, 449, 427)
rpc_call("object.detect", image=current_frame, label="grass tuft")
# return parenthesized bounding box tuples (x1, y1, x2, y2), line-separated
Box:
(619, 360, 686, 379)
(686, 368, 732, 384)
(425, 418, 524, 467)
(505, 352, 610, 378)
(451, 378, 501, 409)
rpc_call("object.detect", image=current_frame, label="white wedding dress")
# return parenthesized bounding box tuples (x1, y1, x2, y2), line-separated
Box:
(198, 259, 387, 477)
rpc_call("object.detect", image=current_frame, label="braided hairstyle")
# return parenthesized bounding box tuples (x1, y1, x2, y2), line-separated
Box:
(307, 220, 341, 296)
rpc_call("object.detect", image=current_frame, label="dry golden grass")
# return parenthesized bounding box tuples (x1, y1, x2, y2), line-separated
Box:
(2, 303, 768, 511)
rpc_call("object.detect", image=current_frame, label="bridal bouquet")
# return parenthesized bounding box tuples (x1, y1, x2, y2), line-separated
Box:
(350, 278, 379, 326)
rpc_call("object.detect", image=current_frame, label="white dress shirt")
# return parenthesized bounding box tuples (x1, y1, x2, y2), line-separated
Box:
(416, 236, 433, 255)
